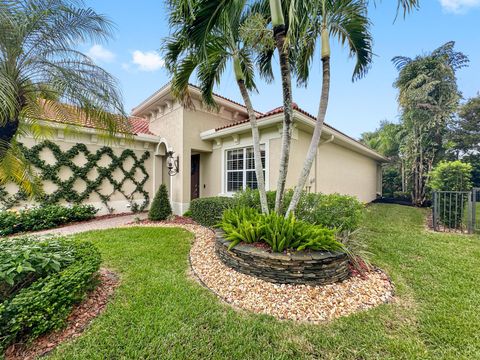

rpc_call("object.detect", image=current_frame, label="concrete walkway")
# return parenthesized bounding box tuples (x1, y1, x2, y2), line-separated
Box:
(32, 213, 148, 236)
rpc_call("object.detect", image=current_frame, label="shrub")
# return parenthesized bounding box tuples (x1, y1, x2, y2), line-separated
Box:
(233, 189, 364, 233)
(190, 197, 235, 227)
(0, 238, 101, 349)
(429, 161, 473, 229)
(148, 184, 172, 221)
(393, 191, 411, 201)
(0, 204, 97, 236)
(429, 161, 473, 191)
(0, 237, 76, 301)
(218, 208, 344, 253)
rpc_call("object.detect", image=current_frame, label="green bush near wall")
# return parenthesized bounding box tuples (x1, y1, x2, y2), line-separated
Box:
(189, 197, 235, 227)
(0, 238, 101, 350)
(148, 184, 172, 221)
(0, 204, 97, 236)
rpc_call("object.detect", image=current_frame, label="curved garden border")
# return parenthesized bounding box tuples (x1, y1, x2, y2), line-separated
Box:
(215, 230, 350, 285)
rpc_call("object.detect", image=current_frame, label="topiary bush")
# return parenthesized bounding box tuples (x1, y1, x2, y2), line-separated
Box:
(0, 204, 97, 236)
(148, 184, 172, 221)
(0, 237, 101, 350)
(190, 197, 235, 227)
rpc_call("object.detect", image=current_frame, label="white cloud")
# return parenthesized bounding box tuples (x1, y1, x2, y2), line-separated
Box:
(439, 0, 480, 13)
(87, 44, 116, 62)
(131, 50, 165, 72)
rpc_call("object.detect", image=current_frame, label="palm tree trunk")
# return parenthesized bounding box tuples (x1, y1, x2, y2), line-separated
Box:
(236, 79, 269, 214)
(268, 0, 293, 214)
(286, 57, 330, 216)
(286, 29, 331, 216)
(273, 24, 294, 214)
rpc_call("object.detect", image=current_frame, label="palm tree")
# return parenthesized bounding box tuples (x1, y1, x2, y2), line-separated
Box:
(164, 0, 271, 213)
(0, 0, 127, 194)
(285, 0, 373, 215)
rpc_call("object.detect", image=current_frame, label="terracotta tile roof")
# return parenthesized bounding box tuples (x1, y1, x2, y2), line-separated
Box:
(128, 116, 155, 135)
(38, 101, 154, 136)
(212, 103, 384, 158)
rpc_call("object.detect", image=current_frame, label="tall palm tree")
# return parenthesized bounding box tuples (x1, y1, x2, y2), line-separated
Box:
(286, 0, 373, 215)
(164, 0, 271, 213)
(0, 0, 127, 194)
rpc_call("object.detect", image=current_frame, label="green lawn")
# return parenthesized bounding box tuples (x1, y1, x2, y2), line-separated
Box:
(49, 204, 480, 359)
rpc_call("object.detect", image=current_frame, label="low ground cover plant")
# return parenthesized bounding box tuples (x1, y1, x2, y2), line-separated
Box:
(0, 204, 97, 236)
(0, 237, 101, 350)
(218, 207, 344, 253)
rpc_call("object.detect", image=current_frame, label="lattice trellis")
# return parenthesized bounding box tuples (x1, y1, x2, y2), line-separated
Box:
(1, 140, 151, 212)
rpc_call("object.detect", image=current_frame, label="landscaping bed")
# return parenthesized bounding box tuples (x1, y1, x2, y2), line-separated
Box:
(215, 230, 350, 285)
(186, 223, 393, 323)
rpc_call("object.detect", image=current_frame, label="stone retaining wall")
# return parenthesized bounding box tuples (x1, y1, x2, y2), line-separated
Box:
(214, 230, 350, 285)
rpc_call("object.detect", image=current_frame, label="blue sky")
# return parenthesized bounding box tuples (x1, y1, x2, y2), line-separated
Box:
(82, 0, 480, 139)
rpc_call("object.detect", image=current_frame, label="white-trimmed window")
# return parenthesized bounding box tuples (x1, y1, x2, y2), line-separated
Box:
(226, 146, 266, 192)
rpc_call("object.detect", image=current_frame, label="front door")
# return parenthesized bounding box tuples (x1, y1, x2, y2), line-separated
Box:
(191, 154, 200, 200)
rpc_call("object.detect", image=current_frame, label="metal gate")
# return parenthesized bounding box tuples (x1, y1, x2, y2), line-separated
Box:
(432, 191, 474, 233)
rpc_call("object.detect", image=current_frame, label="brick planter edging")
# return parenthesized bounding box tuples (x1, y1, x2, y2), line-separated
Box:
(214, 229, 350, 285)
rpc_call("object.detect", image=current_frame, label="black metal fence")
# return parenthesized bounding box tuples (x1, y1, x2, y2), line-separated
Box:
(474, 188, 479, 233)
(432, 190, 476, 233)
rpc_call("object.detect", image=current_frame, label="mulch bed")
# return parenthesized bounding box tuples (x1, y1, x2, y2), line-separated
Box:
(4, 268, 119, 360)
(130, 215, 197, 226)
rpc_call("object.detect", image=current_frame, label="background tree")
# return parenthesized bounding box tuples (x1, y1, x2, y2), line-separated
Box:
(0, 0, 127, 195)
(361, 120, 406, 196)
(393, 41, 468, 205)
(448, 95, 480, 157)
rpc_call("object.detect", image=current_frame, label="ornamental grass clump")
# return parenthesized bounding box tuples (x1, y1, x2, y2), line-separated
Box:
(148, 184, 172, 221)
(218, 208, 344, 253)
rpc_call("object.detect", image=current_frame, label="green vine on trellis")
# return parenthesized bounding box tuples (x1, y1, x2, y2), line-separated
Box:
(0, 140, 151, 212)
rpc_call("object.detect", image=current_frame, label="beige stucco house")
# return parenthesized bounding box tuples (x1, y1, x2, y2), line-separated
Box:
(3, 84, 387, 215)
(131, 84, 387, 214)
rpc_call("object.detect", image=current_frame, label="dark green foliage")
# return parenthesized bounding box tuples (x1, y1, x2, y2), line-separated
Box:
(0, 204, 97, 236)
(234, 189, 364, 233)
(463, 153, 480, 187)
(382, 166, 403, 198)
(0, 238, 77, 302)
(0, 238, 101, 349)
(148, 184, 172, 221)
(218, 208, 343, 253)
(190, 197, 235, 227)
(0, 140, 151, 212)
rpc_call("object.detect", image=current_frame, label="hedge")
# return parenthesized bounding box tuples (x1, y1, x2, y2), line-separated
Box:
(0, 204, 97, 236)
(189, 197, 235, 227)
(0, 239, 101, 350)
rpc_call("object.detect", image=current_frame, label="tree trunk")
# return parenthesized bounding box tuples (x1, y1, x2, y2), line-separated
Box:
(273, 24, 294, 214)
(286, 27, 331, 216)
(286, 55, 331, 216)
(236, 79, 269, 214)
